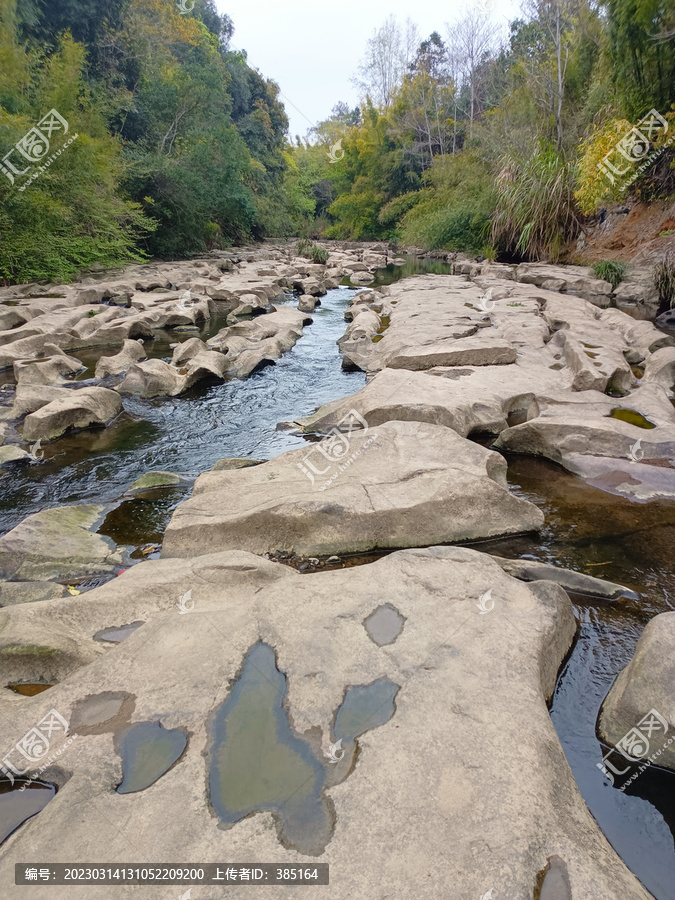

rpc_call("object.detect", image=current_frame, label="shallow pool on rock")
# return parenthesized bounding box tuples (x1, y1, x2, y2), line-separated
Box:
(94, 621, 144, 643)
(0, 779, 56, 845)
(208, 642, 333, 855)
(116, 721, 188, 794)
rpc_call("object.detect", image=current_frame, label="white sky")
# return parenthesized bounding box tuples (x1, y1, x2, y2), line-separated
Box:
(218, 1, 523, 138)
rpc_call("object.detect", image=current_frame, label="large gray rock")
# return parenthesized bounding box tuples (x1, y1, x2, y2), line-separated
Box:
(495, 384, 675, 463)
(94, 339, 146, 378)
(162, 420, 544, 559)
(0, 580, 68, 607)
(599, 611, 675, 773)
(13, 351, 84, 386)
(0, 547, 652, 899)
(493, 557, 637, 599)
(207, 307, 310, 378)
(117, 359, 184, 398)
(0, 505, 122, 581)
(21, 387, 122, 442)
(297, 364, 563, 437)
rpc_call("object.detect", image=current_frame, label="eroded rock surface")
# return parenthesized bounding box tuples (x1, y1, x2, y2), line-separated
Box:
(162, 420, 544, 559)
(0, 547, 653, 899)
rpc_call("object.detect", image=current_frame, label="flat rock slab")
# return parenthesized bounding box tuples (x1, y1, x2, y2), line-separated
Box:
(599, 610, 675, 773)
(385, 333, 517, 370)
(495, 384, 675, 484)
(566, 454, 675, 502)
(0, 581, 67, 607)
(0, 505, 122, 582)
(0, 547, 652, 898)
(297, 364, 565, 437)
(162, 421, 544, 559)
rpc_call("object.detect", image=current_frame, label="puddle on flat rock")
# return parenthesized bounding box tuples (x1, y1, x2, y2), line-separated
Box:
(94, 621, 144, 643)
(116, 721, 188, 794)
(363, 604, 405, 646)
(0, 779, 56, 845)
(209, 642, 333, 855)
(608, 408, 656, 429)
(7, 683, 54, 696)
(535, 855, 572, 900)
(333, 679, 399, 753)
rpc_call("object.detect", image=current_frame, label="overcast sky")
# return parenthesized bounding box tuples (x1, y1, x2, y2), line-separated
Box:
(218, 1, 523, 138)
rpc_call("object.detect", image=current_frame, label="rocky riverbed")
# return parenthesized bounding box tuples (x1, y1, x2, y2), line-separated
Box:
(0, 243, 673, 899)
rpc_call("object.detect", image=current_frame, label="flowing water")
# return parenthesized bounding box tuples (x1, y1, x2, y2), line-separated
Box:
(0, 286, 365, 539)
(1, 260, 674, 895)
(482, 455, 675, 900)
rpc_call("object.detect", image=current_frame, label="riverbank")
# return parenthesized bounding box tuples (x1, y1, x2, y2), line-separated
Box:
(0, 245, 673, 900)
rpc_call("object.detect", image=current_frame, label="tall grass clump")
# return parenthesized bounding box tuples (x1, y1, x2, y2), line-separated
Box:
(654, 250, 675, 308)
(591, 260, 627, 289)
(491, 145, 581, 262)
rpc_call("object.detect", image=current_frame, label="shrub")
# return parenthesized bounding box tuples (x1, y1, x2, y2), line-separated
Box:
(654, 251, 675, 309)
(310, 246, 329, 264)
(295, 240, 328, 264)
(399, 153, 496, 253)
(591, 260, 627, 289)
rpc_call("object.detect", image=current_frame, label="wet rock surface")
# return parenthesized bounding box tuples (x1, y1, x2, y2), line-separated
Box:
(599, 611, 675, 773)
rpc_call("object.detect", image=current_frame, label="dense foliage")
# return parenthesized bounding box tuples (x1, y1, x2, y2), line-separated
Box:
(1, 0, 673, 282)
(293, 1, 674, 260)
(0, 0, 290, 282)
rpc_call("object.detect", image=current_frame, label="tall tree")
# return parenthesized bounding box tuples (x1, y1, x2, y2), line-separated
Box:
(354, 15, 420, 108)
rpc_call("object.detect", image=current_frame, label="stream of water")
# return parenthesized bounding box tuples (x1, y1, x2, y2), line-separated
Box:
(1, 260, 673, 896)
